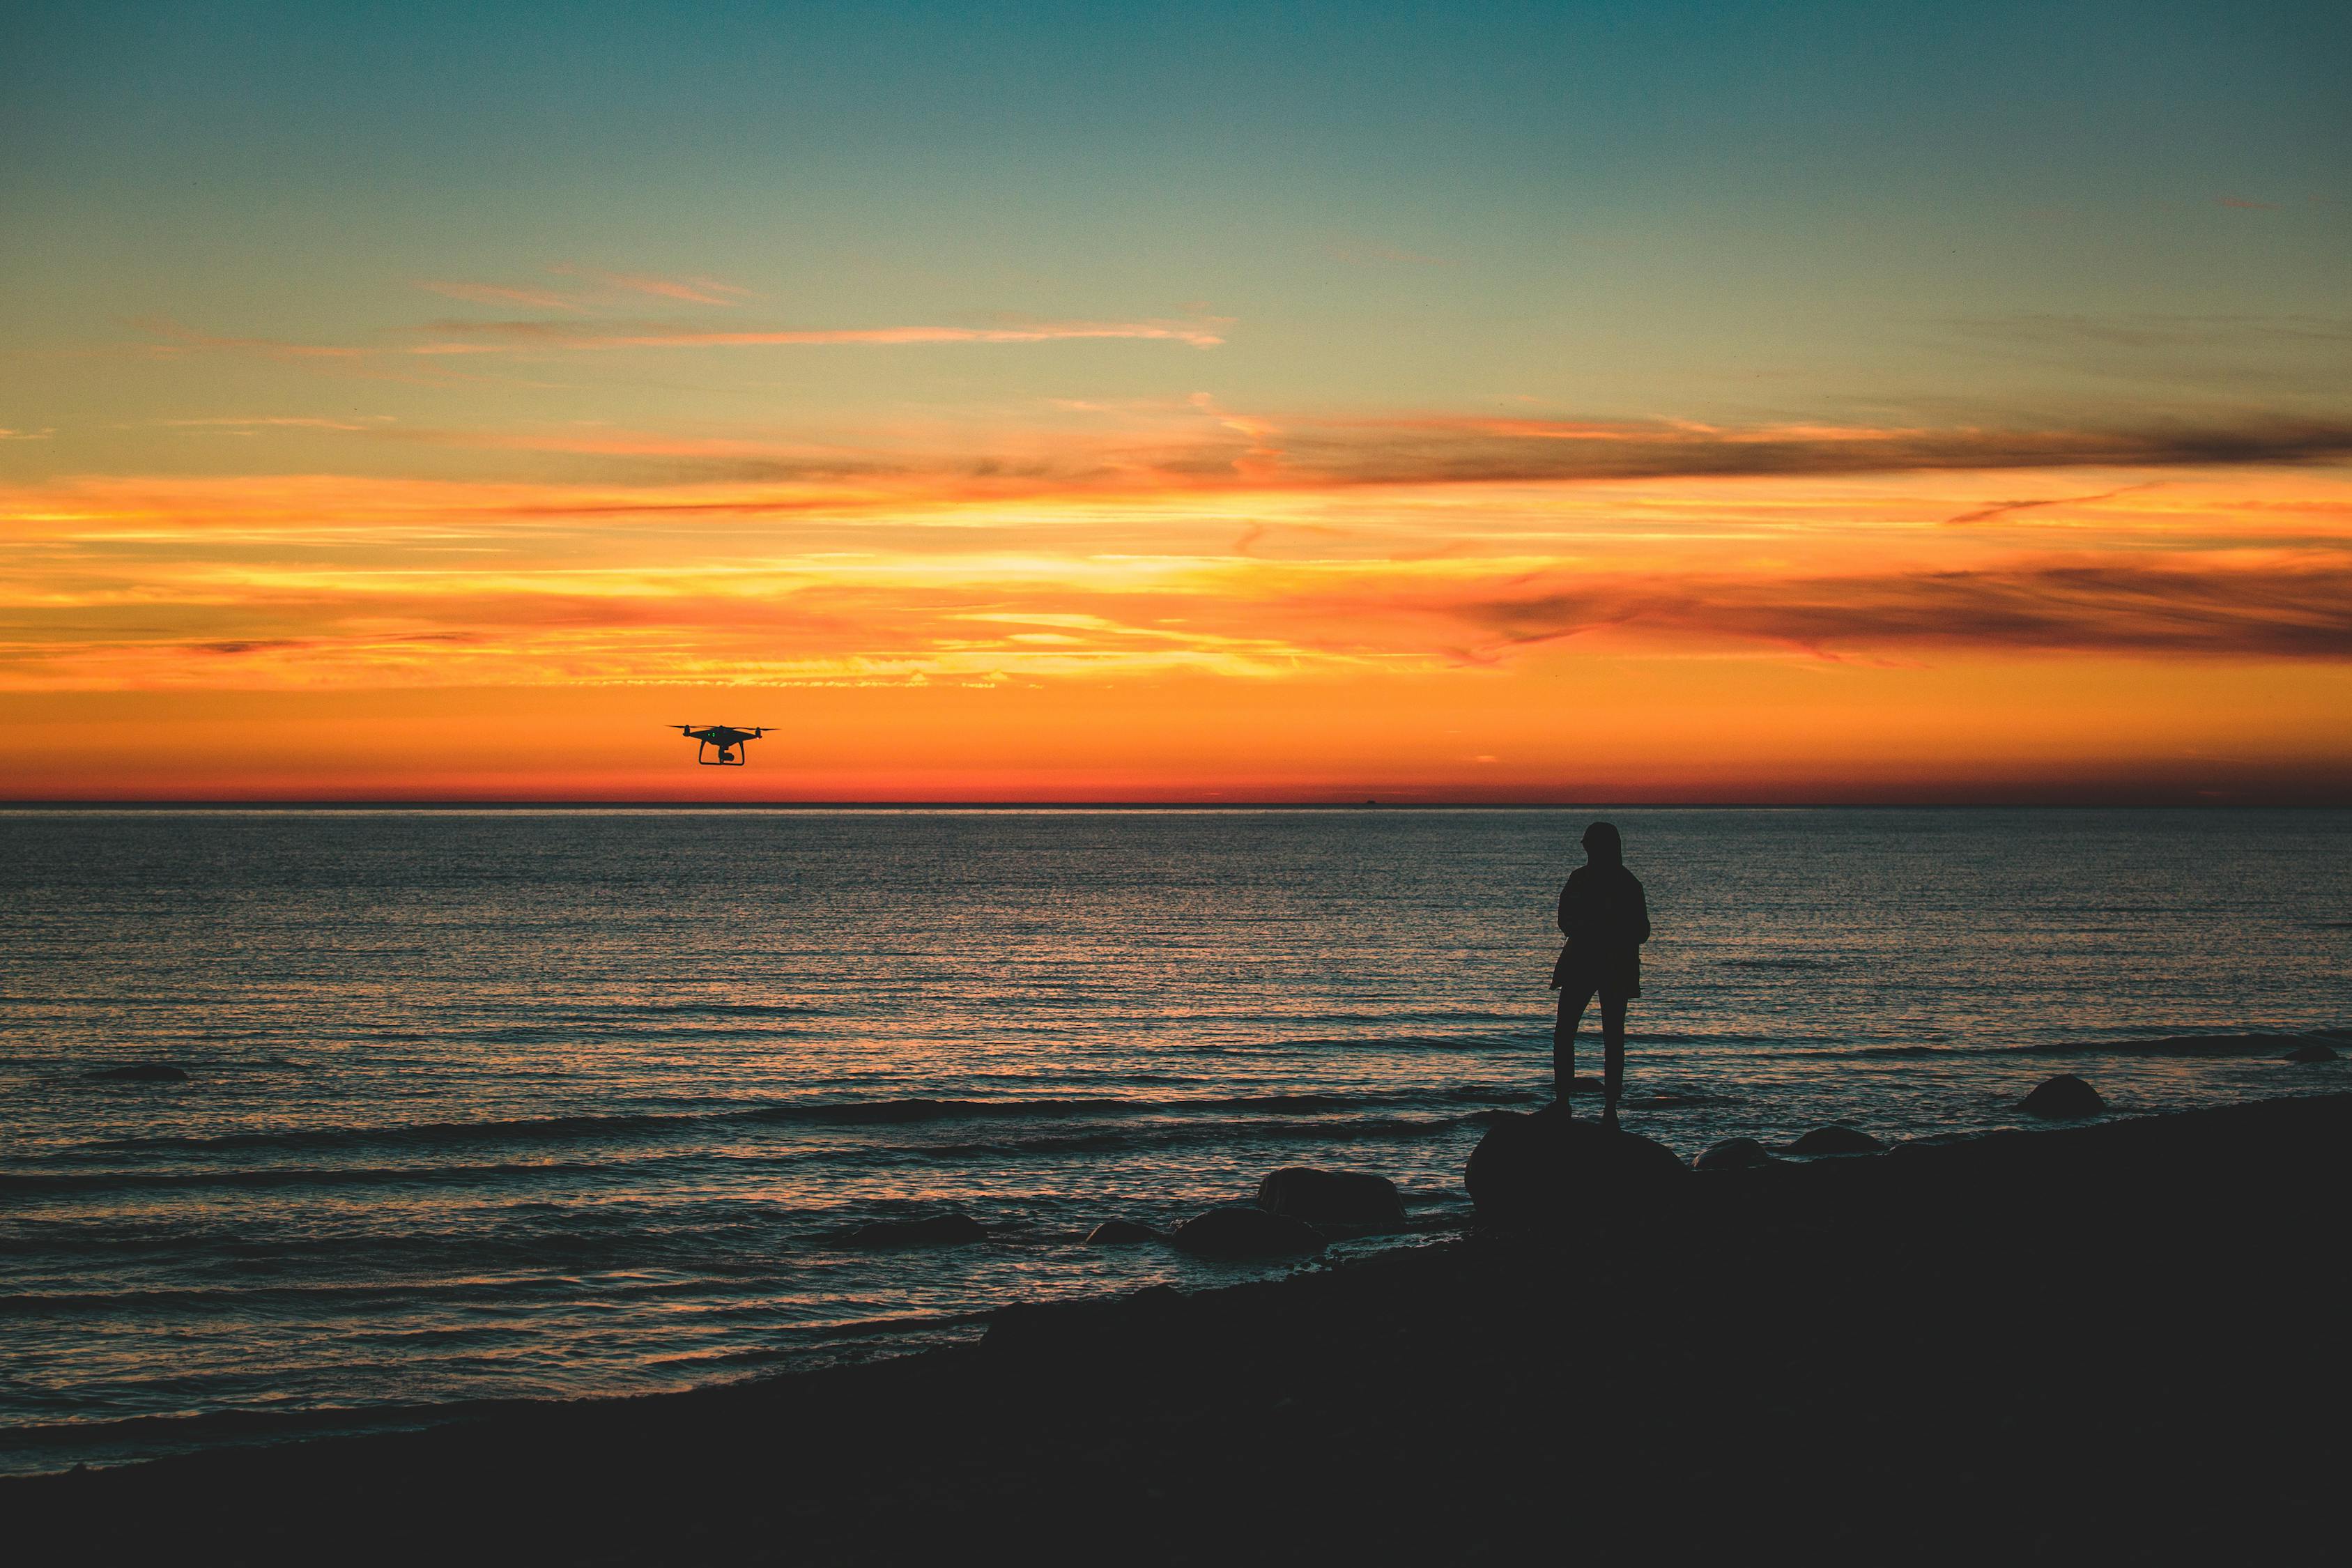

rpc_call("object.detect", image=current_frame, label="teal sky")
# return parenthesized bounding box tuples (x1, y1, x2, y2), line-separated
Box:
(5, 1, 2348, 478)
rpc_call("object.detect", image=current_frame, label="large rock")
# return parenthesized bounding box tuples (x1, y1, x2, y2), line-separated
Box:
(2019, 1075, 2105, 1119)
(87, 1063, 189, 1083)
(2282, 1043, 2339, 1064)
(1693, 1137, 1778, 1171)
(1784, 1125, 1885, 1156)
(1465, 1109, 1687, 1224)
(1083, 1220, 1164, 1245)
(1170, 1206, 1325, 1259)
(843, 1211, 987, 1249)
(1254, 1167, 1407, 1231)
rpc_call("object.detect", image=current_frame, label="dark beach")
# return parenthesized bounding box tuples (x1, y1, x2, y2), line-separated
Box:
(11, 1089, 2349, 1564)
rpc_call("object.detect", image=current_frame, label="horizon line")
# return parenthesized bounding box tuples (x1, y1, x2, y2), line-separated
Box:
(3, 798, 2345, 811)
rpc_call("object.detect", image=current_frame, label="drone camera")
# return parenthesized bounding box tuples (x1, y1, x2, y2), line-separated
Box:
(675, 723, 765, 767)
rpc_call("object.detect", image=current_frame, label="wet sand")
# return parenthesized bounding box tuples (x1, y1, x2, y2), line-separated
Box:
(12, 1091, 2350, 1563)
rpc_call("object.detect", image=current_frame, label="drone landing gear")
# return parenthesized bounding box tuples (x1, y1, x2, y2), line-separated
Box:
(696, 744, 745, 766)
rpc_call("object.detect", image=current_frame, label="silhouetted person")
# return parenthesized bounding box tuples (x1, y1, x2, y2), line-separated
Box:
(1551, 821, 1650, 1128)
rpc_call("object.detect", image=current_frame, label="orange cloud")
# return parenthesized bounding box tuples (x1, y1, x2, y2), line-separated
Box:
(412, 317, 1230, 351)
(4, 420, 2347, 816)
(420, 267, 755, 310)
(424, 408, 2352, 498)
(123, 404, 2352, 520)
(6, 470, 2349, 696)
(1941, 484, 2156, 525)
(546, 265, 756, 305)
(161, 416, 399, 434)
(1270, 415, 2352, 486)
(1338, 556, 2352, 663)
(135, 313, 1229, 364)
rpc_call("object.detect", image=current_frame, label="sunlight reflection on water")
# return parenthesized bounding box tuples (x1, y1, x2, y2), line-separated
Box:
(1, 806, 2346, 1470)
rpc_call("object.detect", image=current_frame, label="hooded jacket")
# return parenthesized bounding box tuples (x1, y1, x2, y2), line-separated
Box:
(1551, 840, 1650, 997)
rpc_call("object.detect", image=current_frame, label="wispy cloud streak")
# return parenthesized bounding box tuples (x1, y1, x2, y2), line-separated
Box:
(162, 416, 397, 433)
(137, 314, 1229, 362)
(1942, 484, 2155, 525)
(413, 318, 1229, 351)
(1275, 416, 2352, 486)
(546, 266, 757, 305)
(1399, 559, 2352, 661)
(252, 406, 2352, 494)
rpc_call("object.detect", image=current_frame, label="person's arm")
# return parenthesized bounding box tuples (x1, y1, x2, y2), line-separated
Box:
(1633, 877, 1651, 946)
(1558, 873, 1578, 937)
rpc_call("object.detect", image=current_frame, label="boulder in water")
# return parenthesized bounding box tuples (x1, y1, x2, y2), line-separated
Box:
(86, 1063, 189, 1083)
(1254, 1167, 1406, 1231)
(1784, 1125, 1885, 1156)
(843, 1211, 987, 1249)
(1465, 1108, 1687, 1225)
(1693, 1137, 1778, 1171)
(2019, 1075, 2105, 1119)
(1170, 1206, 1325, 1259)
(2282, 1043, 2338, 1064)
(1083, 1220, 1164, 1245)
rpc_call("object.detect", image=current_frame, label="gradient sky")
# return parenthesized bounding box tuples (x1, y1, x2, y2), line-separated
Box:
(3, 1, 2349, 801)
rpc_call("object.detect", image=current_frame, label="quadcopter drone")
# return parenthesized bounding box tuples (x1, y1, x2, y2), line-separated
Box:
(674, 724, 767, 766)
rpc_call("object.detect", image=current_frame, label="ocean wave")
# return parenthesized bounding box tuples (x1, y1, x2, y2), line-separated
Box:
(917, 1112, 1482, 1160)
(0, 1159, 608, 1197)
(0, 1208, 804, 1274)
(1255, 1033, 1540, 1053)
(606, 1001, 822, 1017)
(755, 1086, 1536, 1124)
(1240, 1009, 1537, 1024)
(0, 1278, 582, 1316)
(2017, 1032, 2337, 1059)
(1, 1112, 1491, 1208)
(62, 1085, 1539, 1158)
(1615, 1032, 1791, 1047)
(466, 1022, 813, 1044)
(1791, 1031, 2339, 1061)
(84, 1110, 698, 1155)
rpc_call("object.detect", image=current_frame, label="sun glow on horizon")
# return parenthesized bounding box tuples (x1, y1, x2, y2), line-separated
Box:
(3, 445, 2347, 803)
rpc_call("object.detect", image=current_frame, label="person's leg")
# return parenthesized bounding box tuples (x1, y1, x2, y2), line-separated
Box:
(1553, 983, 1595, 1106)
(1599, 992, 1628, 1128)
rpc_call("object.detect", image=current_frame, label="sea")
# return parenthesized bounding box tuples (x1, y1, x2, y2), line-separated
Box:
(3, 806, 2347, 1475)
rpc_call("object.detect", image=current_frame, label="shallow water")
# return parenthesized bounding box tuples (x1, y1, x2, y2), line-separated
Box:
(3, 806, 2346, 1473)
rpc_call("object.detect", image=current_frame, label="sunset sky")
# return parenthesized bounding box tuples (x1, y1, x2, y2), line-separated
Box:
(3, 1, 2348, 801)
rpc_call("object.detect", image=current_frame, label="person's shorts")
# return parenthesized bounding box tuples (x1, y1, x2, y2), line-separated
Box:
(1553, 964, 1640, 1003)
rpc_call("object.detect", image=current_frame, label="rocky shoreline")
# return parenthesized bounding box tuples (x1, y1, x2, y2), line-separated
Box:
(11, 1090, 2352, 1563)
